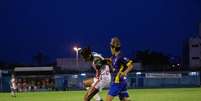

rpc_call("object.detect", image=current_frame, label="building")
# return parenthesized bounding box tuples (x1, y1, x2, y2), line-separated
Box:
(56, 58, 91, 72)
(189, 36, 201, 68)
(188, 23, 201, 69)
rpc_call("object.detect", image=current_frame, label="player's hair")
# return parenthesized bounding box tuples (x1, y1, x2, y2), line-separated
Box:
(79, 47, 94, 61)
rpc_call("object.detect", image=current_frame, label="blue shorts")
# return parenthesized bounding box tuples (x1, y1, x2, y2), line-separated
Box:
(108, 82, 129, 100)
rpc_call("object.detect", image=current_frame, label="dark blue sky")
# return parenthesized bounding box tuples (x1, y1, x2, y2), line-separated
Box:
(0, 0, 201, 64)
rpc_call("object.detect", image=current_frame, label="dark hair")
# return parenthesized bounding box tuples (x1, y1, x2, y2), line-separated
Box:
(79, 47, 94, 61)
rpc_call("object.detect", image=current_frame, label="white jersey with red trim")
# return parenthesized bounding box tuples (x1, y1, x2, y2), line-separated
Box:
(99, 65, 111, 81)
(91, 52, 111, 90)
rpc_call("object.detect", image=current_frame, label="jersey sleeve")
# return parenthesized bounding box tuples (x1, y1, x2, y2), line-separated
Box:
(118, 57, 133, 68)
(114, 57, 134, 83)
(93, 58, 104, 70)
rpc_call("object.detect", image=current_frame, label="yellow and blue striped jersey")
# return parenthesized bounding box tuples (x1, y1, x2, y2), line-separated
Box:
(111, 55, 133, 83)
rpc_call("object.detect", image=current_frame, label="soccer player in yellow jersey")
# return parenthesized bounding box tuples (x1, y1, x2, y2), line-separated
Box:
(106, 37, 134, 101)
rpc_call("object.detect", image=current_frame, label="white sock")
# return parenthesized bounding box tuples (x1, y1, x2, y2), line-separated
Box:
(93, 92, 101, 101)
(11, 91, 15, 96)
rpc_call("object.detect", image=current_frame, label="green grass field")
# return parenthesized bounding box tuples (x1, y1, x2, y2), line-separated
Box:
(0, 88, 201, 101)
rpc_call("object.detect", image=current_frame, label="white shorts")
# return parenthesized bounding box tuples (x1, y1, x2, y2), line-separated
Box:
(11, 87, 17, 91)
(92, 76, 111, 91)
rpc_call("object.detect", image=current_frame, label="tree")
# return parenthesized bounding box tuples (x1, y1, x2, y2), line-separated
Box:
(135, 49, 170, 70)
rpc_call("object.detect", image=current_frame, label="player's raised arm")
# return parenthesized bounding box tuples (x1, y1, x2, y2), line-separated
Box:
(122, 59, 134, 76)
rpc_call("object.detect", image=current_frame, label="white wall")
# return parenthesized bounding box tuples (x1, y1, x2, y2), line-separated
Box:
(189, 37, 201, 68)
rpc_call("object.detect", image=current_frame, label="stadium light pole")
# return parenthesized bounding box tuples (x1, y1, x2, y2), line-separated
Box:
(73, 46, 81, 67)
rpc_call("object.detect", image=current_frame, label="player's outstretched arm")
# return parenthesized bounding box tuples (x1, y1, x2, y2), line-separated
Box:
(122, 60, 134, 76)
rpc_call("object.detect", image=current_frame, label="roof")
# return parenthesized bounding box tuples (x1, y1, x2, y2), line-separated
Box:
(14, 67, 54, 72)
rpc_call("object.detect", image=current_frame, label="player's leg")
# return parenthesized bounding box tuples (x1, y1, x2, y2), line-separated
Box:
(11, 88, 14, 96)
(118, 83, 130, 101)
(106, 95, 114, 101)
(13, 88, 16, 97)
(83, 77, 103, 101)
(96, 77, 110, 101)
(119, 93, 130, 101)
(11, 88, 16, 97)
(92, 78, 103, 101)
(93, 92, 103, 101)
(84, 87, 99, 101)
(93, 78, 109, 101)
(105, 83, 120, 101)
(83, 78, 94, 89)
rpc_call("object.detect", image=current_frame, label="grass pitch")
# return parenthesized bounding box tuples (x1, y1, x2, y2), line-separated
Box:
(0, 88, 200, 101)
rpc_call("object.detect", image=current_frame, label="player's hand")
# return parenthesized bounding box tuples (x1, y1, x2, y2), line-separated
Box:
(120, 72, 127, 77)
(104, 58, 112, 64)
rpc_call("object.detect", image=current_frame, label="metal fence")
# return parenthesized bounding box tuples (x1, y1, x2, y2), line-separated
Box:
(54, 71, 200, 90)
(0, 71, 200, 92)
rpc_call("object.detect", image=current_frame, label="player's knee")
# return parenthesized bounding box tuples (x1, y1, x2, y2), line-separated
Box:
(84, 97, 90, 101)
(106, 95, 113, 101)
(84, 94, 90, 101)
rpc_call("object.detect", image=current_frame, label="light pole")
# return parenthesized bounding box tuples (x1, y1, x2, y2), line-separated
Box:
(73, 46, 81, 67)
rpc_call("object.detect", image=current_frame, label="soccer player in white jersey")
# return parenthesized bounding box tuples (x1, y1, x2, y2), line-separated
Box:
(10, 74, 17, 97)
(80, 47, 112, 101)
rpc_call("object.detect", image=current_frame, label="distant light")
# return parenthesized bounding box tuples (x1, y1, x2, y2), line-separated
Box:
(80, 73, 86, 76)
(73, 46, 81, 51)
(136, 72, 141, 75)
(73, 47, 77, 51)
(189, 72, 198, 76)
(72, 75, 78, 78)
(177, 64, 180, 66)
(172, 64, 175, 67)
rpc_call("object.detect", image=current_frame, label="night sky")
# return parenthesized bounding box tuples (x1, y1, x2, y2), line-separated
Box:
(0, 0, 201, 64)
